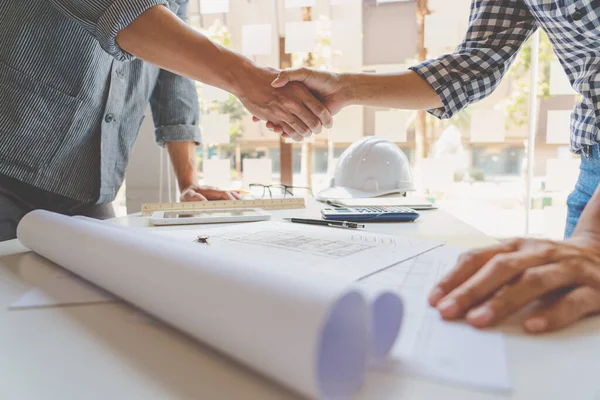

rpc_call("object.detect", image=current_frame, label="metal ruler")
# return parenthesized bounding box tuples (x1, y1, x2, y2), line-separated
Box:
(141, 197, 306, 216)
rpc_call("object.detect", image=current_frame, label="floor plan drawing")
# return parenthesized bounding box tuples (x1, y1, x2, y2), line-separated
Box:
(216, 230, 374, 258)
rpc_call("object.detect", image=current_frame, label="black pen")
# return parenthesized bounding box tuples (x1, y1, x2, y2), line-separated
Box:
(283, 218, 365, 229)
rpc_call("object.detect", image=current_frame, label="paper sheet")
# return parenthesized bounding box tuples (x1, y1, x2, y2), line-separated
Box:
(16, 211, 406, 400)
(362, 247, 511, 391)
(332, 196, 434, 209)
(152, 221, 444, 282)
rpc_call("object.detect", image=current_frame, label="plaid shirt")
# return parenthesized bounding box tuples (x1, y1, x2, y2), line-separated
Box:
(410, 0, 600, 157)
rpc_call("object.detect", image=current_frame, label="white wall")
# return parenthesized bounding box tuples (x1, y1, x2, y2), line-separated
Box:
(125, 107, 178, 213)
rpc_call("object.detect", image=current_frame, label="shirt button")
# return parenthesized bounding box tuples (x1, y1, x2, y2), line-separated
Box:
(104, 113, 115, 123)
(572, 9, 584, 21)
(116, 68, 124, 77)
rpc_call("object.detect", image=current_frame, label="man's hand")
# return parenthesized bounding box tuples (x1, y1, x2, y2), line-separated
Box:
(180, 184, 240, 202)
(166, 141, 239, 202)
(429, 237, 600, 333)
(252, 68, 349, 137)
(239, 67, 334, 141)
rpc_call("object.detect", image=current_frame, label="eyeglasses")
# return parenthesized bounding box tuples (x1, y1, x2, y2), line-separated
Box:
(248, 184, 312, 199)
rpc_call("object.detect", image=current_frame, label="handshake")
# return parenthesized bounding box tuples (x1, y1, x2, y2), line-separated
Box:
(234, 66, 349, 142)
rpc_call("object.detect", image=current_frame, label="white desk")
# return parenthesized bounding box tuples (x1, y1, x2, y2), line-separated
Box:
(1, 199, 599, 400)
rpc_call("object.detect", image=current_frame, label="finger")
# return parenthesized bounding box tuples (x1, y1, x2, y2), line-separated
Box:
(303, 98, 333, 130)
(231, 191, 241, 200)
(222, 191, 236, 201)
(181, 189, 207, 202)
(252, 116, 261, 122)
(524, 286, 600, 334)
(464, 263, 577, 328)
(429, 239, 522, 307)
(278, 122, 300, 141)
(203, 189, 235, 201)
(291, 102, 321, 135)
(293, 83, 333, 130)
(285, 116, 310, 139)
(271, 68, 310, 88)
(438, 248, 573, 320)
(265, 121, 283, 134)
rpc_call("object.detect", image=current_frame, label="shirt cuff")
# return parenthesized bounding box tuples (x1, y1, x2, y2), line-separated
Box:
(96, 0, 170, 62)
(410, 59, 470, 120)
(155, 124, 201, 147)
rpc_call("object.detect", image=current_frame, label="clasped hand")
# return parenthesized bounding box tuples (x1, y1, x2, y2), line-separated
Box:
(245, 68, 346, 140)
(237, 67, 335, 141)
(429, 236, 600, 333)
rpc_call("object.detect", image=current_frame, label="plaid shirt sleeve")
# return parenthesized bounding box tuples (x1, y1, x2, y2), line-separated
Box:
(49, 0, 170, 61)
(410, 0, 538, 119)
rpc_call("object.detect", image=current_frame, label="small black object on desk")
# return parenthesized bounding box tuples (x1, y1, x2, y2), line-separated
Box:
(283, 218, 365, 230)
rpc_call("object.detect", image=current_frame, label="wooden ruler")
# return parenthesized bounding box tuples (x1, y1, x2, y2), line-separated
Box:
(141, 197, 306, 216)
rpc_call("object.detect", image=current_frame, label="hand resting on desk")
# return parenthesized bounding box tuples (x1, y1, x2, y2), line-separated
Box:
(428, 237, 600, 334)
(180, 184, 240, 202)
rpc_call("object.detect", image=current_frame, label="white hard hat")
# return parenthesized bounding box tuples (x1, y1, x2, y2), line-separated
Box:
(316, 136, 415, 201)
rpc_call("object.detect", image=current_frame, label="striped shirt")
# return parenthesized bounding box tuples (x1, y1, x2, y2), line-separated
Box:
(411, 0, 600, 157)
(0, 0, 200, 203)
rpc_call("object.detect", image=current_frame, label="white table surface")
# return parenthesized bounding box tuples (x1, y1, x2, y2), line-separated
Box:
(1, 199, 599, 400)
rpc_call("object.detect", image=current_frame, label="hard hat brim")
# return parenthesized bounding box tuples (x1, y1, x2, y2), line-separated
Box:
(315, 186, 405, 201)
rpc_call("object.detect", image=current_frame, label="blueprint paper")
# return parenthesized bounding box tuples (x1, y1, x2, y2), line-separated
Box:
(16, 210, 408, 400)
(363, 246, 511, 391)
(152, 221, 444, 282)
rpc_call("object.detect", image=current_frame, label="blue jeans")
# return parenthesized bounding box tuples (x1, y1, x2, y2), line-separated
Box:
(565, 145, 600, 239)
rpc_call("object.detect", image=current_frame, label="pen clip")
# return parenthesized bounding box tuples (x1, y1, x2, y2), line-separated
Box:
(327, 221, 365, 229)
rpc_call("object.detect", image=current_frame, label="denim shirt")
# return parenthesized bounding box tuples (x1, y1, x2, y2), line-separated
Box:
(0, 0, 200, 203)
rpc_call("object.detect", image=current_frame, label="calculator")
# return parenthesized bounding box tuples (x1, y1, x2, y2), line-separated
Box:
(321, 206, 420, 222)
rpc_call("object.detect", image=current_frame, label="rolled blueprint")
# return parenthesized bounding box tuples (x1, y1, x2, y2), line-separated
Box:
(17, 210, 404, 399)
(357, 286, 404, 365)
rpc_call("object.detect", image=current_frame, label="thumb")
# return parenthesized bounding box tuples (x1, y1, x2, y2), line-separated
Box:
(271, 68, 309, 88)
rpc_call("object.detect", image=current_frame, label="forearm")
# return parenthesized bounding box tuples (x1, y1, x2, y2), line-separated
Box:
(166, 141, 198, 190)
(116, 5, 253, 96)
(573, 185, 600, 241)
(340, 71, 443, 110)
